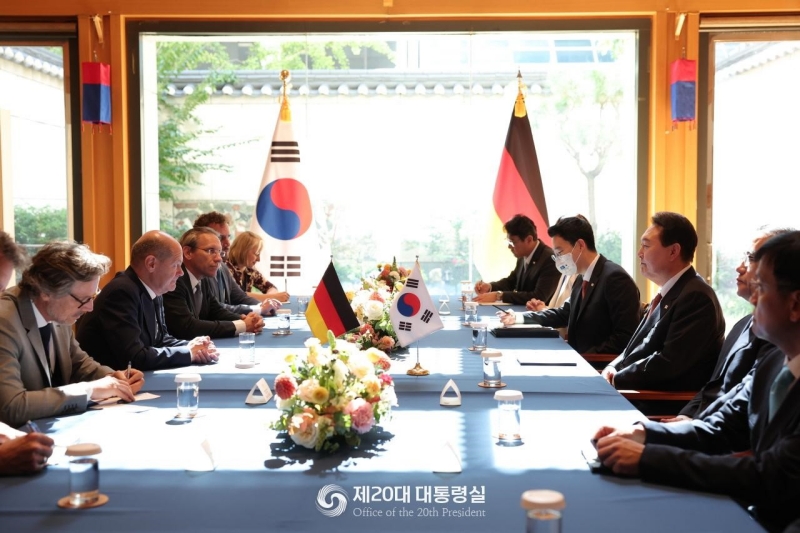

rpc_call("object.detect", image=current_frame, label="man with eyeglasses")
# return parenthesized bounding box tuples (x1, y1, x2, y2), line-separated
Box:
(499, 216, 640, 355)
(77, 230, 220, 371)
(0, 241, 144, 427)
(473, 214, 560, 305)
(193, 212, 283, 315)
(593, 230, 800, 532)
(663, 227, 793, 422)
(164, 227, 264, 339)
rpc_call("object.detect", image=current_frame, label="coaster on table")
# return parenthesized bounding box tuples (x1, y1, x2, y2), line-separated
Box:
(57, 493, 109, 509)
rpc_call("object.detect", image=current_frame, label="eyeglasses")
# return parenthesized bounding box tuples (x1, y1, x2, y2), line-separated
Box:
(70, 290, 100, 309)
(742, 251, 756, 268)
(195, 247, 222, 257)
(551, 248, 574, 262)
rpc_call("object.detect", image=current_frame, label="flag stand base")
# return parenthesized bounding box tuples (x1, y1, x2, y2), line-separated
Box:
(407, 363, 430, 376)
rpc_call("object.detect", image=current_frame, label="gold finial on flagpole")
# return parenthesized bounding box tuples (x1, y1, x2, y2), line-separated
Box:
(514, 70, 527, 118)
(279, 70, 292, 121)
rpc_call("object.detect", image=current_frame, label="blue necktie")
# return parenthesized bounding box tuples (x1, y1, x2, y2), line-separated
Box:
(768, 366, 795, 421)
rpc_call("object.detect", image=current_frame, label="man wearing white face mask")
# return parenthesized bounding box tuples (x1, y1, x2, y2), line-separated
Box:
(500, 216, 640, 355)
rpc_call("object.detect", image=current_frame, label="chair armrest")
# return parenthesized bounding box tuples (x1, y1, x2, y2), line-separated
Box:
(618, 390, 698, 401)
(581, 353, 617, 364)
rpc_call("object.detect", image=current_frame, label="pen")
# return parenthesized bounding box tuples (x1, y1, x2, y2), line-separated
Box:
(126, 361, 132, 379)
(492, 305, 512, 315)
(23, 420, 42, 434)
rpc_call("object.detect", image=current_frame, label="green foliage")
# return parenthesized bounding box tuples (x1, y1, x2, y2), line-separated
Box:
(157, 42, 238, 201)
(241, 41, 394, 70)
(13, 205, 68, 244)
(595, 229, 622, 265)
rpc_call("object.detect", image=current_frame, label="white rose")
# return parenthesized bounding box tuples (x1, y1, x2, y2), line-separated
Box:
(332, 359, 350, 389)
(389, 271, 400, 280)
(347, 351, 374, 379)
(364, 300, 384, 321)
(381, 386, 399, 407)
(288, 412, 319, 449)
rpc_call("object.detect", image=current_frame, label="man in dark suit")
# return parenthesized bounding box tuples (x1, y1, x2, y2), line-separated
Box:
(602, 212, 725, 391)
(500, 215, 640, 355)
(474, 214, 560, 305)
(163, 227, 264, 339)
(593, 231, 800, 532)
(0, 241, 142, 427)
(77, 230, 219, 371)
(666, 227, 794, 421)
(193, 212, 283, 314)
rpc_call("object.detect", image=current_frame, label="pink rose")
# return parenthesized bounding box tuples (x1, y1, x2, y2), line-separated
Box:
(369, 291, 385, 303)
(345, 398, 375, 434)
(359, 323, 375, 337)
(374, 353, 391, 371)
(379, 373, 393, 386)
(274, 374, 297, 400)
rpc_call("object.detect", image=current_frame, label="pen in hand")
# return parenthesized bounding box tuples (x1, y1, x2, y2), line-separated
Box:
(125, 361, 131, 380)
(492, 304, 512, 315)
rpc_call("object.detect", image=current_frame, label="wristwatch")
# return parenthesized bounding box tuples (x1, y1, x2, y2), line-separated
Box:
(496, 291, 503, 302)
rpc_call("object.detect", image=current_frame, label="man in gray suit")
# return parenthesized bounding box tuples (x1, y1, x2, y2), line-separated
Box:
(0, 241, 143, 427)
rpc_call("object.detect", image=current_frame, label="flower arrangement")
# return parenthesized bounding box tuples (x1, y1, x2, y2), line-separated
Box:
(272, 332, 398, 452)
(343, 259, 410, 354)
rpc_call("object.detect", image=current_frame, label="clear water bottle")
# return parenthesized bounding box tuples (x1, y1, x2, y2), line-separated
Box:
(494, 389, 523, 446)
(521, 490, 565, 533)
(175, 373, 201, 418)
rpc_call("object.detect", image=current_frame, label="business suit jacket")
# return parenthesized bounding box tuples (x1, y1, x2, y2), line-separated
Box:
(490, 242, 560, 305)
(521, 255, 640, 354)
(163, 267, 242, 339)
(639, 348, 800, 531)
(0, 287, 112, 427)
(679, 314, 773, 418)
(208, 263, 259, 315)
(76, 267, 191, 371)
(609, 267, 725, 391)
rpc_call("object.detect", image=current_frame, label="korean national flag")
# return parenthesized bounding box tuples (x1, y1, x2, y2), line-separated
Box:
(389, 262, 443, 347)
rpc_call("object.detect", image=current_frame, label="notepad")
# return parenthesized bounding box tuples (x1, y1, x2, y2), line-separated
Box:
(491, 325, 560, 338)
(516, 352, 577, 366)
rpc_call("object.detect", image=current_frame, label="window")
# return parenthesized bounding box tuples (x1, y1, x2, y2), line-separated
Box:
(704, 33, 800, 328)
(0, 35, 79, 273)
(132, 22, 646, 294)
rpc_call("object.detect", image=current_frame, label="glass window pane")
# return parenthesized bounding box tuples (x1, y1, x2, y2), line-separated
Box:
(140, 30, 640, 295)
(710, 38, 800, 328)
(0, 45, 70, 265)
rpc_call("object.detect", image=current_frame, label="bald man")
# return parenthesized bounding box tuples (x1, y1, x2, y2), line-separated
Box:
(77, 230, 218, 371)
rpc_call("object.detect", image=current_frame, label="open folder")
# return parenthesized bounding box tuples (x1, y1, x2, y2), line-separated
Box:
(490, 324, 560, 338)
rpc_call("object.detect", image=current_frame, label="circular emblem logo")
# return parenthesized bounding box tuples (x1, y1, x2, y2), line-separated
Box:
(396, 293, 421, 317)
(255, 178, 312, 241)
(316, 484, 348, 517)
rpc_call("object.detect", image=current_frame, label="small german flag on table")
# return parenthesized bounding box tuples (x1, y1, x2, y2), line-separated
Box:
(306, 262, 359, 342)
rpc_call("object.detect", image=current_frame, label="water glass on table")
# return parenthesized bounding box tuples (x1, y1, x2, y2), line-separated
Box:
(237, 332, 255, 368)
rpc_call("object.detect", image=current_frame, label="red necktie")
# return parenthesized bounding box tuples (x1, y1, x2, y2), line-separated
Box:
(581, 280, 589, 300)
(646, 293, 663, 319)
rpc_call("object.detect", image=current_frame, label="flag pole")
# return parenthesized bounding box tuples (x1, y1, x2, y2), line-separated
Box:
(406, 254, 430, 377)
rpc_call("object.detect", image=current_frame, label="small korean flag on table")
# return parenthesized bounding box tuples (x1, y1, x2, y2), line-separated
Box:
(389, 262, 443, 347)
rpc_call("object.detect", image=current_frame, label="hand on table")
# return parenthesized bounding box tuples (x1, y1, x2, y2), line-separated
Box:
(499, 312, 517, 326)
(260, 298, 281, 316)
(601, 366, 617, 386)
(266, 290, 290, 303)
(111, 368, 144, 394)
(242, 312, 264, 334)
(526, 298, 546, 312)
(473, 292, 499, 303)
(474, 281, 491, 295)
(0, 433, 54, 475)
(89, 375, 135, 403)
(189, 336, 218, 364)
(594, 425, 646, 476)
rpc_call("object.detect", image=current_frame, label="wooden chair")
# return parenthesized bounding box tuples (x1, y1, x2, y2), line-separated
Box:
(618, 389, 699, 417)
(580, 353, 617, 371)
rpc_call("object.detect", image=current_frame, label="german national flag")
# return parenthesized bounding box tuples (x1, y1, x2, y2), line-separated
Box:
(306, 261, 359, 342)
(474, 85, 550, 282)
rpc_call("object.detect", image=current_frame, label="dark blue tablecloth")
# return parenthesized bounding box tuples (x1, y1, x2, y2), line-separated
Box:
(0, 390, 764, 532)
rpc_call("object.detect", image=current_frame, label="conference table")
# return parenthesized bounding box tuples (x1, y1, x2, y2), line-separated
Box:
(0, 307, 765, 532)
